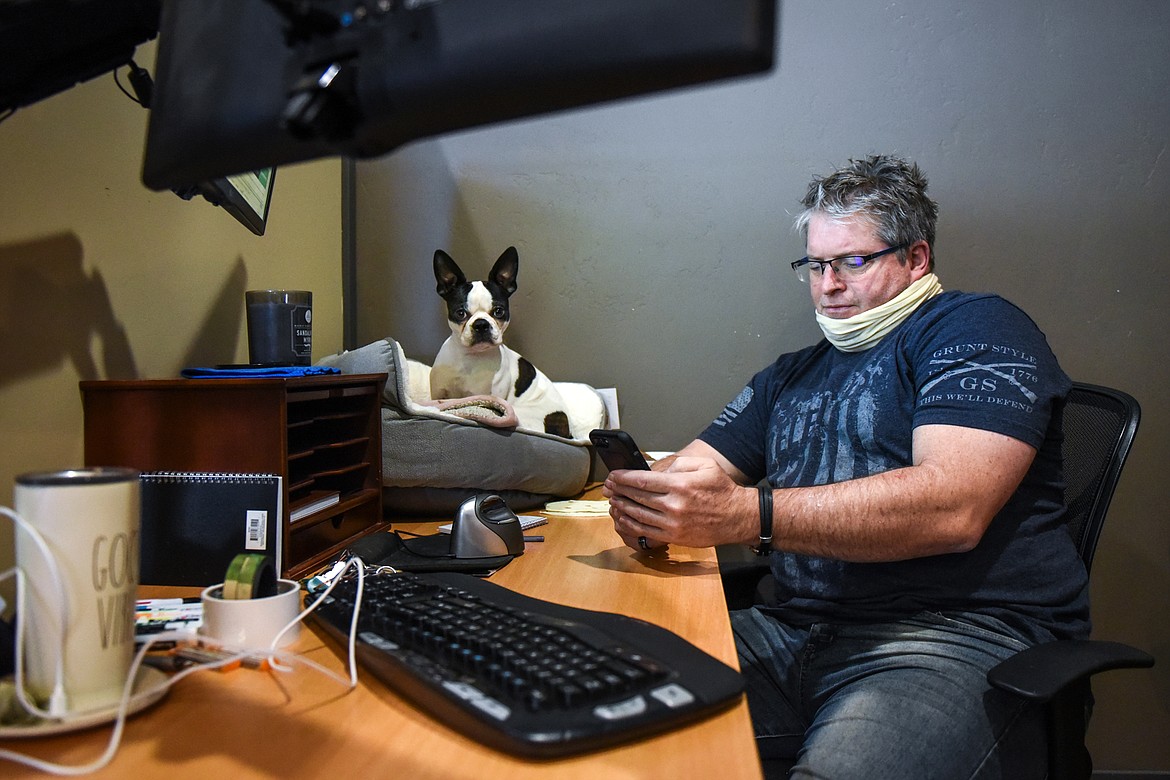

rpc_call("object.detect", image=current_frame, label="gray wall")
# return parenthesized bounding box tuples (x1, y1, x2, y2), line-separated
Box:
(354, 1, 1170, 769)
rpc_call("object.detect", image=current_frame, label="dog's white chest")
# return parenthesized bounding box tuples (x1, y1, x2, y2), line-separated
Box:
(430, 340, 503, 399)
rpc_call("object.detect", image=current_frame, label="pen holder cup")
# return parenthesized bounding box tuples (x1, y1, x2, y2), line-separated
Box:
(199, 579, 302, 650)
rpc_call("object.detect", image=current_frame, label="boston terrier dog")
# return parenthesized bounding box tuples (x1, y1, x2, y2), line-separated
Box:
(430, 247, 573, 438)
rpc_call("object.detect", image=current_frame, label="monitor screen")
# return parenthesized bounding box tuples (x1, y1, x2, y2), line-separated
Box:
(141, 0, 777, 191)
(184, 168, 277, 236)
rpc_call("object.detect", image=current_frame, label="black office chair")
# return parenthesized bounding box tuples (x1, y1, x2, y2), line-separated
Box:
(987, 381, 1154, 780)
(718, 381, 1155, 779)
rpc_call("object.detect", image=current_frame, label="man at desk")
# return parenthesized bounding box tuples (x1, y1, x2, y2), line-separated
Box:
(603, 154, 1086, 778)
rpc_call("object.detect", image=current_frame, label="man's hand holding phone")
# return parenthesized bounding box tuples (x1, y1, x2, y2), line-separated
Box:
(590, 429, 665, 551)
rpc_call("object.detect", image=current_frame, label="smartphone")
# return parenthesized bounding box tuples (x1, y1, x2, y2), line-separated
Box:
(589, 428, 651, 472)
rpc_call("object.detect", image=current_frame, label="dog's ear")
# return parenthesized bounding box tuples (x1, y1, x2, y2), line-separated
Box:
(489, 247, 519, 295)
(433, 250, 466, 296)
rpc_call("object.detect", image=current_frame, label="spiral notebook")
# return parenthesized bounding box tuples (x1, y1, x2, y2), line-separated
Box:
(139, 471, 283, 586)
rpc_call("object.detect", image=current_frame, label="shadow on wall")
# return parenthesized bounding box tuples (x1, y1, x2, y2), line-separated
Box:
(354, 140, 487, 360)
(0, 233, 251, 385)
(0, 233, 137, 386)
(178, 256, 249, 370)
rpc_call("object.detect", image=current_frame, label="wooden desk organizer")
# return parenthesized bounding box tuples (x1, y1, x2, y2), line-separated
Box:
(80, 373, 388, 579)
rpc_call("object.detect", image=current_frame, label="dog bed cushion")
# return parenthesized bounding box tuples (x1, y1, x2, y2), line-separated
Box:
(318, 338, 596, 516)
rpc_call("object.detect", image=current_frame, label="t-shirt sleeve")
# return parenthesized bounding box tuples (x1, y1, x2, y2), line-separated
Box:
(910, 296, 1070, 448)
(697, 359, 789, 483)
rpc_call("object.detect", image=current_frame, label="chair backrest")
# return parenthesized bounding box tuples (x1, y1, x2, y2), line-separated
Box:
(1059, 382, 1141, 573)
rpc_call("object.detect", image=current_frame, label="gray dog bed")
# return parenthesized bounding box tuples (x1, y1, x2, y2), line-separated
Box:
(318, 338, 599, 516)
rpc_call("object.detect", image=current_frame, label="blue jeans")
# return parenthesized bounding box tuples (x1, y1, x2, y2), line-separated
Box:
(730, 607, 1046, 779)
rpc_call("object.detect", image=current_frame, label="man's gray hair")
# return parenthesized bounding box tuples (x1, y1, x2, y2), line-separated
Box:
(794, 154, 939, 270)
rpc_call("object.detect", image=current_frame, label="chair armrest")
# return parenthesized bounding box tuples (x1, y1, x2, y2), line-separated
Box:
(987, 639, 1154, 702)
(718, 549, 770, 610)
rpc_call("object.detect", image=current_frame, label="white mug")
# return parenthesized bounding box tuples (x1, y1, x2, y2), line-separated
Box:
(14, 467, 140, 714)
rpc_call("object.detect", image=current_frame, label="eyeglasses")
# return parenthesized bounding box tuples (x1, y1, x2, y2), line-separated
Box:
(790, 243, 908, 283)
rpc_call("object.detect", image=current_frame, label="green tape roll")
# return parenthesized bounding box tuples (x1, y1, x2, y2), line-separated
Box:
(222, 553, 277, 600)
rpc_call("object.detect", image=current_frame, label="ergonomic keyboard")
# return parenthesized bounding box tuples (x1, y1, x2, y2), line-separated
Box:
(310, 570, 745, 758)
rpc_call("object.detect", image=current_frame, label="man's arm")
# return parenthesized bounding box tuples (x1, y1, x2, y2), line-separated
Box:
(647, 440, 750, 480)
(605, 424, 1037, 561)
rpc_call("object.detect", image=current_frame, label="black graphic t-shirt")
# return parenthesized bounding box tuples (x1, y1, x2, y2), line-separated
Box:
(700, 291, 1089, 643)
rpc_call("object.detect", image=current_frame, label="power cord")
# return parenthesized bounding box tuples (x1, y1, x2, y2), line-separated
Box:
(266, 556, 365, 687)
(1, 507, 71, 719)
(0, 630, 244, 776)
(0, 506, 372, 775)
(112, 60, 153, 109)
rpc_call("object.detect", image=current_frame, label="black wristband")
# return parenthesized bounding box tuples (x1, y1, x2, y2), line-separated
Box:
(753, 484, 773, 556)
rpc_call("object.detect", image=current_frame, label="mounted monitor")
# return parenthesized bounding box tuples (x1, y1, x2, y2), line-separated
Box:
(173, 168, 277, 236)
(141, 0, 777, 191)
(0, 0, 159, 114)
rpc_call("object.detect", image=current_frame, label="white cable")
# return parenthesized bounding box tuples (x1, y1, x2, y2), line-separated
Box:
(7, 567, 63, 720)
(1, 504, 369, 775)
(1, 506, 71, 716)
(180, 557, 369, 691)
(0, 631, 234, 776)
(267, 556, 365, 689)
(0, 620, 369, 775)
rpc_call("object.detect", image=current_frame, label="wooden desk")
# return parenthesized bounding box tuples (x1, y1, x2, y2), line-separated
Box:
(5, 488, 762, 779)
